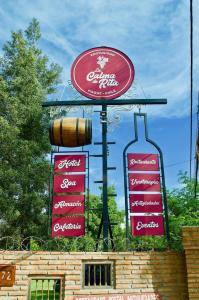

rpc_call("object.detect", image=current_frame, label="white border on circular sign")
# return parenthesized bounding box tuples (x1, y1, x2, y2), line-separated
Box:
(71, 47, 135, 100)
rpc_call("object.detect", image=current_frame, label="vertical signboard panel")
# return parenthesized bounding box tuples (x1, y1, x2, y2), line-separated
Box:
(73, 294, 161, 300)
(128, 173, 161, 192)
(127, 153, 159, 171)
(52, 195, 85, 215)
(51, 152, 87, 238)
(53, 174, 85, 193)
(54, 154, 86, 173)
(129, 194, 163, 213)
(52, 216, 85, 237)
(131, 215, 164, 236)
(126, 152, 166, 238)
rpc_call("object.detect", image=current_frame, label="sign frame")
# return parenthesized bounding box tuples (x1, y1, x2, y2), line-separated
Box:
(129, 194, 163, 213)
(52, 195, 85, 215)
(123, 113, 170, 244)
(0, 265, 16, 287)
(127, 153, 159, 171)
(54, 154, 86, 173)
(128, 173, 161, 192)
(52, 216, 85, 237)
(53, 174, 85, 193)
(131, 215, 165, 236)
(49, 151, 89, 239)
(73, 293, 162, 300)
(71, 46, 135, 100)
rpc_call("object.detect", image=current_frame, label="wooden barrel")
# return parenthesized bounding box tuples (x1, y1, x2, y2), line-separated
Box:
(49, 118, 92, 147)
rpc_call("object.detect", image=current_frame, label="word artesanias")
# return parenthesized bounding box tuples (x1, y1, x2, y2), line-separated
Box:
(132, 201, 160, 207)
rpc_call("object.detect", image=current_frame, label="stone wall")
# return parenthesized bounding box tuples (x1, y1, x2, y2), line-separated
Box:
(0, 250, 188, 300)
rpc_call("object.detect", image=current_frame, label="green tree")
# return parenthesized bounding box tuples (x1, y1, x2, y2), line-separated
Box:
(0, 19, 61, 244)
(126, 172, 199, 252)
(45, 186, 125, 252)
(167, 172, 199, 250)
(86, 186, 125, 250)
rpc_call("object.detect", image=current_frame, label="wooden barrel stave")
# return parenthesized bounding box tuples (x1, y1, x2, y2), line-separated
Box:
(49, 117, 92, 147)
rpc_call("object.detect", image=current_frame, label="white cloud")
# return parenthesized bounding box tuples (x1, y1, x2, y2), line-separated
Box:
(0, 0, 198, 118)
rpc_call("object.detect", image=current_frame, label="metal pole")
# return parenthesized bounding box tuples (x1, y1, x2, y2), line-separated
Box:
(48, 151, 53, 236)
(123, 114, 138, 245)
(143, 113, 170, 242)
(102, 104, 109, 251)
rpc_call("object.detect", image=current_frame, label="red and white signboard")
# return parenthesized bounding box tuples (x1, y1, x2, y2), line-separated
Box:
(71, 47, 135, 100)
(52, 195, 84, 215)
(129, 194, 163, 213)
(53, 174, 85, 193)
(131, 215, 164, 236)
(127, 153, 159, 171)
(74, 293, 161, 300)
(54, 154, 86, 173)
(52, 216, 85, 237)
(128, 173, 161, 192)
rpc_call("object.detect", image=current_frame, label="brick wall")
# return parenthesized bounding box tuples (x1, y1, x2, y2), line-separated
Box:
(0, 250, 188, 300)
(182, 226, 199, 299)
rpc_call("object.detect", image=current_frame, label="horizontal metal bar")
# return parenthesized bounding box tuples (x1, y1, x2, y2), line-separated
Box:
(107, 167, 116, 170)
(94, 142, 116, 145)
(42, 98, 167, 107)
(94, 180, 103, 183)
(108, 194, 117, 197)
(51, 150, 89, 154)
(90, 154, 103, 157)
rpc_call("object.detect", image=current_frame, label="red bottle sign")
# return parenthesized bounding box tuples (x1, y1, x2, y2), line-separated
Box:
(71, 47, 135, 100)
(128, 173, 161, 192)
(53, 174, 85, 193)
(127, 153, 159, 171)
(52, 216, 85, 237)
(52, 195, 85, 215)
(54, 154, 86, 173)
(131, 215, 164, 236)
(129, 194, 163, 213)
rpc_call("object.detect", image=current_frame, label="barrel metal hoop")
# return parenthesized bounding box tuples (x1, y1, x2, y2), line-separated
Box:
(87, 119, 92, 144)
(89, 119, 92, 144)
(76, 118, 80, 146)
(60, 118, 64, 146)
(85, 118, 88, 144)
(49, 120, 54, 145)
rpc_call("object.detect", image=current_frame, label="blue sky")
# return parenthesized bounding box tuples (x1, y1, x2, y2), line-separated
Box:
(0, 0, 198, 208)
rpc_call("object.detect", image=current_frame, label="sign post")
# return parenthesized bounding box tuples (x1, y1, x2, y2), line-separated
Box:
(102, 104, 109, 250)
(43, 46, 168, 251)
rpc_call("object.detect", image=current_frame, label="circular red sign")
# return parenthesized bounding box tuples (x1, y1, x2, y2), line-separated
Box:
(71, 46, 135, 100)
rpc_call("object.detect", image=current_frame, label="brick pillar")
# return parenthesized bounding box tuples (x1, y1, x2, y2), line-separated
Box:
(182, 227, 199, 299)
